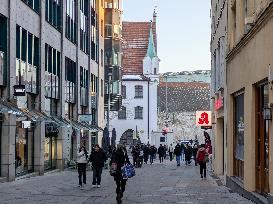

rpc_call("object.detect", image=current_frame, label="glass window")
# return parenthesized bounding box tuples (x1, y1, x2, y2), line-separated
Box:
(135, 106, 143, 119)
(46, 0, 62, 30)
(121, 85, 126, 99)
(135, 85, 143, 98)
(66, 0, 77, 43)
(118, 106, 126, 120)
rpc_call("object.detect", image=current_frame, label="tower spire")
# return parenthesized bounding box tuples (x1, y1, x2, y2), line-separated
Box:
(146, 21, 157, 59)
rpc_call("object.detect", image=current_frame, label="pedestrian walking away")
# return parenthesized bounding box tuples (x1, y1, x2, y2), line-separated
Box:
(174, 143, 182, 166)
(149, 145, 156, 164)
(197, 144, 209, 179)
(77, 146, 88, 189)
(110, 145, 130, 204)
(169, 144, 174, 161)
(193, 144, 199, 166)
(158, 144, 165, 163)
(89, 144, 107, 188)
(143, 145, 150, 164)
(184, 143, 192, 166)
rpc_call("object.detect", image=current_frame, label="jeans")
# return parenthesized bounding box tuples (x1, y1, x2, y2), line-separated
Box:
(78, 163, 87, 186)
(199, 161, 207, 178)
(150, 154, 154, 164)
(176, 155, 181, 166)
(159, 155, 164, 163)
(92, 166, 103, 185)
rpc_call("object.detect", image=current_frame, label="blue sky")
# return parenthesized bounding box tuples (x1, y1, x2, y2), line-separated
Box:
(123, 0, 211, 73)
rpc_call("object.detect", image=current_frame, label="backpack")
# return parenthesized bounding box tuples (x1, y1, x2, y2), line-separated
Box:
(197, 150, 206, 162)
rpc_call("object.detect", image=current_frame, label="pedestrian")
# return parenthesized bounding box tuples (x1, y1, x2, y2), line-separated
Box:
(110, 145, 130, 204)
(174, 143, 182, 166)
(181, 143, 185, 161)
(131, 146, 137, 167)
(184, 144, 192, 165)
(163, 145, 167, 159)
(77, 146, 88, 189)
(89, 144, 107, 188)
(169, 144, 174, 161)
(149, 145, 156, 164)
(197, 144, 209, 179)
(143, 145, 150, 164)
(158, 144, 165, 163)
(193, 144, 199, 166)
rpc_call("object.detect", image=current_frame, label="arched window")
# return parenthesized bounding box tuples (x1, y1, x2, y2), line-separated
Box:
(135, 106, 143, 119)
(118, 106, 126, 119)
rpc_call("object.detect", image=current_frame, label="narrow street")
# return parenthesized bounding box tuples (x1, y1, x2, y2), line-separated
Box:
(0, 160, 253, 204)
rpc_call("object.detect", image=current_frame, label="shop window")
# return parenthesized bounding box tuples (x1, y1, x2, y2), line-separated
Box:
(44, 135, 57, 170)
(15, 123, 34, 176)
(234, 93, 244, 180)
(135, 106, 143, 119)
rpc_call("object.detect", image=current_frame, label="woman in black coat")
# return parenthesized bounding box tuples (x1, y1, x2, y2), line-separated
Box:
(184, 144, 192, 165)
(110, 145, 130, 204)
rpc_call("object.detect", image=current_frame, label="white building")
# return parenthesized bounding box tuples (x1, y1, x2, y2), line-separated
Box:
(110, 21, 159, 145)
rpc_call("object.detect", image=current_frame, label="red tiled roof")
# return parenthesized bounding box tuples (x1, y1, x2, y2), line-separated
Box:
(122, 22, 157, 75)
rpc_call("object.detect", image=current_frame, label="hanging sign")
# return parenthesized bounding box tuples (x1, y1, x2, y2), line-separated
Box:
(196, 111, 212, 126)
(215, 97, 224, 110)
(14, 85, 26, 96)
(22, 121, 31, 129)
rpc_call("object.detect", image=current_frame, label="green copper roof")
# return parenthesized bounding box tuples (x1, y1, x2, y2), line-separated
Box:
(146, 22, 157, 59)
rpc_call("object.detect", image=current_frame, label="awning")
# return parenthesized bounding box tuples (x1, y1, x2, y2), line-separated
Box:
(0, 99, 27, 117)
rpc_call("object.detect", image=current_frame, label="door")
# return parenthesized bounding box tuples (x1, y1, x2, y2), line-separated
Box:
(256, 84, 269, 194)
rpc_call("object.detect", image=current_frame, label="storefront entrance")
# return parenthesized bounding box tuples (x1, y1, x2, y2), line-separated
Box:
(44, 123, 58, 170)
(120, 129, 134, 145)
(256, 83, 269, 194)
(15, 122, 34, 177)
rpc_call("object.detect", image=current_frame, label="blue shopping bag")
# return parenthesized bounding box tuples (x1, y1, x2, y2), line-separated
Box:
(121, 164, 135, 179)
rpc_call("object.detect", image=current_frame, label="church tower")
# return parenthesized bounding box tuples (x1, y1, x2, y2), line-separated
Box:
(143, 20, 159, 77)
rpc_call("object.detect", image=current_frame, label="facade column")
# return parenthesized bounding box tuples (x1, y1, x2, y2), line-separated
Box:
(214, 116, 224, 175)
(243, 85, 256, 191)
(1, 113, 16, 181)
(226, 93, 234, 177)
(268, 84, 273, 196)
(34, 121, 45, 175)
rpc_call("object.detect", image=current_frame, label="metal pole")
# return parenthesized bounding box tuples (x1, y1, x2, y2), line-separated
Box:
(107, 74, 111, 145)
(165, 76, 168, 115)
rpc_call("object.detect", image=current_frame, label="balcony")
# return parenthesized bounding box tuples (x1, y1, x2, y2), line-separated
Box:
(105, 50, 121, 67)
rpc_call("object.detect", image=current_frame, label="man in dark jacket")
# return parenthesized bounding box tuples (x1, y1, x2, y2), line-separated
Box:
(174, 143, 182, 166)
(149, 145, 156, 164)
(184, 143, 192, 165)
(89, 144, 107, 188)
(110, 145, 130, 204)
(143, 145, 150, 164)
(158, 144, 165, 163)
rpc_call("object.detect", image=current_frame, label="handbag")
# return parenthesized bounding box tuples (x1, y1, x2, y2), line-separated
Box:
(109, 162, 117, 176)
(121, 164, 135, 179)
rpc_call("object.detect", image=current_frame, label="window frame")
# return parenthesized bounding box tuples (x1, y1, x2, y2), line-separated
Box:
(135, 106, 143, 119)
(135, 85, 143, 98)
(118, 106, 126, 120)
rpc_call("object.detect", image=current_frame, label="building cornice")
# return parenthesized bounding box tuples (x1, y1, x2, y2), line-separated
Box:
(227, 2, 273, 63)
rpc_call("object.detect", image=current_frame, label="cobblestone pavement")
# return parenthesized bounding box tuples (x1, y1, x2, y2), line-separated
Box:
(0, 160, 253, 204)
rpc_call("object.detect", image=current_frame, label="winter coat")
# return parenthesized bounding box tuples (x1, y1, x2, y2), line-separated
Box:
(197, 147, 208, 162)
(169, 146, 174, 153)
(149, 147, 157, 155)
(110, 148, 130, 180)
(184, 147, 192, 161)
(174, 145, 182, 156)
(143, 146, 150, 155)
(77, 151, 88, 164)
(89, 149, 107, 168)
(158, 146, 165, 156)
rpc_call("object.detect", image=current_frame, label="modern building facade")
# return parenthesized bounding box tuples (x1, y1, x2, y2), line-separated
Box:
(0, 0, 105, 181)
(104, 0, 122, 115)
(225, 0, 273, 203)
(210, 0, 228, 182)
(109, 14, 159, 145)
